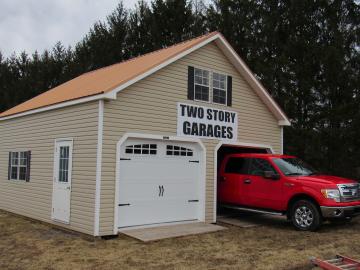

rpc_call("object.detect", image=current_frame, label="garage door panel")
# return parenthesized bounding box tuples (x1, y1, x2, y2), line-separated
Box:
(118, 201, 198, 227)
(118, 138, 202, 228)
(118, 182, 161, 201)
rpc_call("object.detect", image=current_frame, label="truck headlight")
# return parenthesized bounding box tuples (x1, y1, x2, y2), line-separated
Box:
(321, 189, 341, 202)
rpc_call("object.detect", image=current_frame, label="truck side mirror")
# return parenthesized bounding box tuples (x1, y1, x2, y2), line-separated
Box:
(263, 171, 280, 180)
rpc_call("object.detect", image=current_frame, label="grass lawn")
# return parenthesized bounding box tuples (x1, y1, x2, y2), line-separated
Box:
(0, 210, 359, 270)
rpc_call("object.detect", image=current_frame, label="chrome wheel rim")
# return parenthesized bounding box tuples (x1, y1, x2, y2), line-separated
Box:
(295, 206, 314, 228)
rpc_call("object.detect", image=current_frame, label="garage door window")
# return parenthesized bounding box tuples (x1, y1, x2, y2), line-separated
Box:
(125, 144, 157, 155)
(166, 145, 193, 156)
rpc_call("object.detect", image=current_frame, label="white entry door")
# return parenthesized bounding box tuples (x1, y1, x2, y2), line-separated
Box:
(118, 138, 203, 228)
(52, 139, 73, 223)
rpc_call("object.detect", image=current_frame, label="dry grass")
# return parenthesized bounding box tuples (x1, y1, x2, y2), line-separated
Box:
(0, 210, 359, 270)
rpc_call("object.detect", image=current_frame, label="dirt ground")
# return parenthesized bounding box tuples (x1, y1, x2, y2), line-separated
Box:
(0, 210, 359, 270)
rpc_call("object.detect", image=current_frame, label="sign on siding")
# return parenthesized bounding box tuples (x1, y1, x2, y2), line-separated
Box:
(177, 103, 238, 141)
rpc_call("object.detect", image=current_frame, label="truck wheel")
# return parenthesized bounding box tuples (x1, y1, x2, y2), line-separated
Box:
(291, 200, 322, 231)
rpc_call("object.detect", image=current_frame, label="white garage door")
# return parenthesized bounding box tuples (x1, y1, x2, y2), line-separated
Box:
(118, 138, 202, 228)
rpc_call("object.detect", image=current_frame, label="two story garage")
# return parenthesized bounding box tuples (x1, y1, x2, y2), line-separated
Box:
(0, 32, 290, 236)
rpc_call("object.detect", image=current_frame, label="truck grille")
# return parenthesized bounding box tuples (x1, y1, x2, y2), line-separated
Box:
(338, 183, 360, 202)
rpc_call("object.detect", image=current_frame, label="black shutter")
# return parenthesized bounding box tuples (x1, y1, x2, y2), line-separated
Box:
(25, 151, 31, 182)
(227, 75, 232, 106)
(8, 152, 11, 180)
(188, 66, 195, 100)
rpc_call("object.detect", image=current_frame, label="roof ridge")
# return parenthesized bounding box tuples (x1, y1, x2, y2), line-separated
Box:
(81, 31, 218, 77)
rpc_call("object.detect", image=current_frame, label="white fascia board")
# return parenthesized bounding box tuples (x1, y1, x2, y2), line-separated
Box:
(0, 93, 115, 121)
(214, 36, 291, 126)
(278, 120, 291, 126)
(104, 34, 220, 98)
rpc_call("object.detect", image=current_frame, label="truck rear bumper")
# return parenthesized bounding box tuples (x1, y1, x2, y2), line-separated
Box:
(320, 205, 360, 218)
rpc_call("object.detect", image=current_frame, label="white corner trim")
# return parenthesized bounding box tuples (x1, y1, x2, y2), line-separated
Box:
(212, 141, 274, 223)
(113, 132, 207, 235)
(94, 100, 104, 236)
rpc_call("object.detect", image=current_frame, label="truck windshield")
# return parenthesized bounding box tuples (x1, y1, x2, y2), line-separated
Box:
(272, 158, 316, 176)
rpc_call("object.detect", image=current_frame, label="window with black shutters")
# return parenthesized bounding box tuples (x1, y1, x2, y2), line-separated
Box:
(225, 157, 249, 174)
(8, 151, 31, 181)
(194, 68, 210, 102)
(188, 66, 232, 106)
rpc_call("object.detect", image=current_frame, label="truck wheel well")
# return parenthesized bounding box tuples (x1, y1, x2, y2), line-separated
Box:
(287, 194, 321, 219)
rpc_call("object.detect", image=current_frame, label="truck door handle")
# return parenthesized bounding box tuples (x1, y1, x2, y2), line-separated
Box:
(219, 176, 226, 182)
(244, 179, 251, 184)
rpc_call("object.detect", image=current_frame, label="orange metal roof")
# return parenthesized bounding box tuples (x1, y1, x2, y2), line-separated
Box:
(0, 32, 219, 118)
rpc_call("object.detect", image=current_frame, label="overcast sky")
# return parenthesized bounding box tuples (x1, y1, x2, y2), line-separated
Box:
(0, 0, 145, 57)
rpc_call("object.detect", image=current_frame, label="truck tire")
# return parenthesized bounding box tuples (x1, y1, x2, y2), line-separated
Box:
(291, 200, 322, 231)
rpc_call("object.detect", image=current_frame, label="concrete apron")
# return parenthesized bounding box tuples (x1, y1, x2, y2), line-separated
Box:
(119, 222, 226, 242)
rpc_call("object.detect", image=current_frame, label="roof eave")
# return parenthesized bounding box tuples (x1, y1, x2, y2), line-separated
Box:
(0, 92, 113, 121)
(214, 35, 291, 126)
(105, 33, 290, 126)
(0, 32, 290, 126)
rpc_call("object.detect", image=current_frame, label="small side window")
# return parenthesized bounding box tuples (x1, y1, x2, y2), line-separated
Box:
(225, 157, 249, 174)
(8, 151, 31, 181)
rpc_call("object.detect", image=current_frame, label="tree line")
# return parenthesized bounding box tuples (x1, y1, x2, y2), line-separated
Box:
(0, 0, 359, 178)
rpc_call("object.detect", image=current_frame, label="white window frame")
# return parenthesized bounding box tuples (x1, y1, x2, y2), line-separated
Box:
(10, 151, 28, 181)
(192, 67, 229, 106)
(53, 139, 73, 184)
(58, 145, 71, 182)
(194, 68, 210, 103)
(212, 72, 227, 105)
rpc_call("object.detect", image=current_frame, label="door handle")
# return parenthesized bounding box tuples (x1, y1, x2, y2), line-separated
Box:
(118, 203, 131, 206)
(243, 179, 251, 184)
(66, 186, 71, 190)
(219, 176, 226, 182)
(158, 185, 164, 197)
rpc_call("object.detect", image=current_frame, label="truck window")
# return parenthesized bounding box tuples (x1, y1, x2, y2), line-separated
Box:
(225, 158, 249, 174)
(249, 158, 277, 176)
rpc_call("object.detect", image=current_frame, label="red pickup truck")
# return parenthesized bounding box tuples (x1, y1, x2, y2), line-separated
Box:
(218, 153, 360, 231)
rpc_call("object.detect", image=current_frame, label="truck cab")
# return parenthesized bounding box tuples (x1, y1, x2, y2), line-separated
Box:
(218, 153, 360, 231)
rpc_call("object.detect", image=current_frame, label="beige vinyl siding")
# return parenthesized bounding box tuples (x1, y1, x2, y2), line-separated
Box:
(0, 101, 98, 235)
(100, 42, 281, 235)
